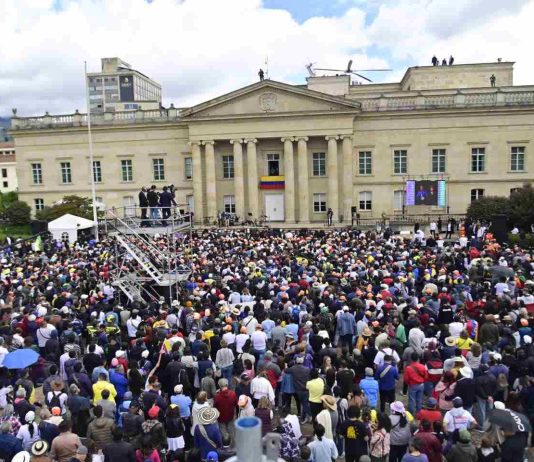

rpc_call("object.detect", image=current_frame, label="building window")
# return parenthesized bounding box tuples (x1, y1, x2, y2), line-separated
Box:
(2, 181, 7, 188)
(267, 154, 280, 176)
(471, 147, 485, 172)
(393, 190, 404, 210)
(153, 158, 165, 181)
(121, 159, 133, 182)
(123, 196, 135, 217)
(92, 161, 102, 183)
(312, 152, 326, 177)
(31, 163, 42, 184)
(510, 146, 525, 171)
(471, 188, 484, 202)
(358, 151, 372, 175)
(94, 196, 105, 211)
(60, 162, 72, 184)
(393, 150, 407, 174)
(223, 195, 236, 213)
(1, 169, 6, 178)
(313, 193, 327, 212)
(510, 187, 521, 195)
(34, 198, 44, 211)
(184, 157, 192, 180)
(432, 149, 446, 173)
(359, 191, 372, 211)
(222, 155, 234, 179)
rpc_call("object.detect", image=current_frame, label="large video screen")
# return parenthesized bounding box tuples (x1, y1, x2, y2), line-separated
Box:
(405, 180, 446, 207)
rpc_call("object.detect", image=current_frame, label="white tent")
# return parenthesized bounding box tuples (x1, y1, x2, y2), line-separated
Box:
(48, 214, 95, 242)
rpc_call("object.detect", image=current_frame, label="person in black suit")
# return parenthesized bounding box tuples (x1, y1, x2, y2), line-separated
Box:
(159, 186, 177, 226)
(138, 187, 149, 227)
(147, 185, 160, 226)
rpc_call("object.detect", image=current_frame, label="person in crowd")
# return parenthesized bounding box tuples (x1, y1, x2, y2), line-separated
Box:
(307, 423, 338, 461)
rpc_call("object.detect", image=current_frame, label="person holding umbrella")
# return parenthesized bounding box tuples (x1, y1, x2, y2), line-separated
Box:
(488, 406, 530, 462)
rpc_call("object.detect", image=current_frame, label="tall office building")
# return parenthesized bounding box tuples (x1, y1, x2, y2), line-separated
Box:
(87, 57, 162, 113)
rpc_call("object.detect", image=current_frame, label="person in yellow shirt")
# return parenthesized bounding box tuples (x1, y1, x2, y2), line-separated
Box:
(456, 330, 474, 353)
(306, 369, 325, 419)
(92, 373, 117, 404)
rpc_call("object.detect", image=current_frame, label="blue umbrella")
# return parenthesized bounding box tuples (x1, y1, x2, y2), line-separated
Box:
(2, 349, 40, 369)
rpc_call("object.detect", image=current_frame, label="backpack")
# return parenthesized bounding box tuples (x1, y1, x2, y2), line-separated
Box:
(47, 390, 62, 410)
(265, 368, 278, 389)
(233, 353, 244, 376)
(175, 369, 191, 394)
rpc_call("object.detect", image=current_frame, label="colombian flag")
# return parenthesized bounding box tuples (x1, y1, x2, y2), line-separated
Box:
(259, 176, 285, 190)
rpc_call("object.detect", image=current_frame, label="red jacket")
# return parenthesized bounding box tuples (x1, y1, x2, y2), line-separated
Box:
(414, 431, 442, 462)
(213, 388, 238, 423)
(404, 362, 428, 386)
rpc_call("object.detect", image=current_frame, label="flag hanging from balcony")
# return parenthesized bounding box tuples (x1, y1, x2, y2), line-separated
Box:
(259, 176, 285, 190)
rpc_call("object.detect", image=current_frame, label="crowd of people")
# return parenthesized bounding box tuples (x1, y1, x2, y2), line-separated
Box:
(0, 225, 532, 462)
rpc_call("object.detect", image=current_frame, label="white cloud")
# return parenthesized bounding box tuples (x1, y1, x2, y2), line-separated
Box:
(0, 0, 533, 116)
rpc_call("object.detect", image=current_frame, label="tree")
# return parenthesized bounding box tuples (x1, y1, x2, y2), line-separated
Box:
(5, 200, 31, 225)
(509, 183, 534, 231)
(466, 196, 511, 223)
(36, 195, 94, 222)
(0, 191, 19, 218)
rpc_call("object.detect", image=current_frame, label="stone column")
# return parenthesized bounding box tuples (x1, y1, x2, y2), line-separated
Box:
(203, 140, 216, 221)
(230, 139, 245, 219)
(190, 141, 203, 223)
(282, 137, 295, 222)
(341, 135, 353, 224)
(326, 136, 339, 221)
(297, 137, 309, 223)
(245, 139, 259, 218)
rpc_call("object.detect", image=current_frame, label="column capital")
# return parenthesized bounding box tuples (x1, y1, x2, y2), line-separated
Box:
(296, 136, 309, 142)
(325, 135, 340, 141)
(229, 139, 244, 145)
(202, 140, 215, 146)
(281, 137, 295, 143)
(244, 138, 258, 144)
(339, 135, 353, 141)
(188, 140, 202, 147)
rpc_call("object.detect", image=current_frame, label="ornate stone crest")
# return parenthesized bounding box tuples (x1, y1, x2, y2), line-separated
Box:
(259, 92, 277, 112)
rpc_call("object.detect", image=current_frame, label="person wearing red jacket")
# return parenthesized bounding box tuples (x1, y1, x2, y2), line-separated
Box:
(213, 378, 238, 443)
(414, 419, 443, 462)
(404, 353, 428, 415)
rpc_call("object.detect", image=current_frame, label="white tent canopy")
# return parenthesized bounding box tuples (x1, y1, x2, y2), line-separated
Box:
(48, 214, 95, 242)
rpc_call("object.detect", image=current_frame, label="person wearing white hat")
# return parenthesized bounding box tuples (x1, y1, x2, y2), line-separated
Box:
(16, 411, 40, 451)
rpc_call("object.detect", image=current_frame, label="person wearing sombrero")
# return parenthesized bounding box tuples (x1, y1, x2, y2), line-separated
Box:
(30, 440, 51, 462)
(193, 407, 222, 461)
(316, 395, 338, 440)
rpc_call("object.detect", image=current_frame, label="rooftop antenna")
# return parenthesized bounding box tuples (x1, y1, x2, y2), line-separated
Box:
(265, 56, 269, 79)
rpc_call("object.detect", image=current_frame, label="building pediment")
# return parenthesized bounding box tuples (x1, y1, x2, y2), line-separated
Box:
(181, 80, 360, 120)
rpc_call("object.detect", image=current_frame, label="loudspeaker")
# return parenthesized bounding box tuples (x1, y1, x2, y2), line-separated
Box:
(30, 220, 48, 235)
(490, 214, 508, 244)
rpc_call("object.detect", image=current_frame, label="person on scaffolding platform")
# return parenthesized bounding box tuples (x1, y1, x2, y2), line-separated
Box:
(160, 185, 177, 227)
(138, 186, 149, 227)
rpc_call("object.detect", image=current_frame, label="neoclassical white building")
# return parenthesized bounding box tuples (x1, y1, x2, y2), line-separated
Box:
(10, 61, 534, 224)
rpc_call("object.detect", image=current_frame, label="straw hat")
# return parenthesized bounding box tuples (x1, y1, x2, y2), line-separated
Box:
(362, 326, 373, 337)
(197, 407, 220, 425)
(445, 336, 456, 347)
(31, 440, 49, 456)
(320, 395, 337, 411)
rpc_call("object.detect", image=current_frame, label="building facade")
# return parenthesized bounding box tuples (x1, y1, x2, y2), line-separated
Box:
(10, 61, 534, 224)
(0, 142, 17, 193)
(87, 58, 162, 114)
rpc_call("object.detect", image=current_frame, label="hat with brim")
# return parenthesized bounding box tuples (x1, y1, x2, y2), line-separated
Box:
(321, 395, 337, 411)
(231, 307, 240, 316)
(362, 327, 372, 337)
(197, 406, 220, 425)
(31, 440, 49, 456)
(390, 401, 405, 414)
(445, 336, 456, 347)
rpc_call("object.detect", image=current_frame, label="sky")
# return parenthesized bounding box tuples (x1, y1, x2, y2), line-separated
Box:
(0, 0, 533, 117)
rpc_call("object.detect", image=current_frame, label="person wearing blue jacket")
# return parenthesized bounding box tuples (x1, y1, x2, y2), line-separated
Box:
(375, 354, 400, 412)
(336, 306, 357, 350)
(359, 367, 379, 408)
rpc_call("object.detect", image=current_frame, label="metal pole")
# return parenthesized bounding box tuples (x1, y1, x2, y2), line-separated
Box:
(85, 61, 99, 241)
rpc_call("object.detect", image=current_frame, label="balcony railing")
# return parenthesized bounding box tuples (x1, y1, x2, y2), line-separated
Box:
(10, 88, 534, 130)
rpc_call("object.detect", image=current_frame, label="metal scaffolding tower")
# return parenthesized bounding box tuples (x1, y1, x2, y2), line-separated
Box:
(102, 206, 193, 304)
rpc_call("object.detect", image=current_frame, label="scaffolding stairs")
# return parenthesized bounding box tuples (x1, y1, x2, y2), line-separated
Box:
(104, 207, 192, 302)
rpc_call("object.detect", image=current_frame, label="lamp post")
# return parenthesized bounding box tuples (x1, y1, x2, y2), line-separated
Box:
(85, 61, 99, 241)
